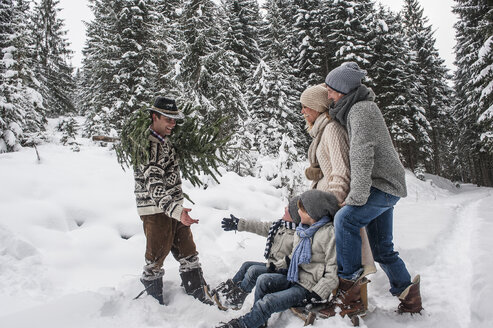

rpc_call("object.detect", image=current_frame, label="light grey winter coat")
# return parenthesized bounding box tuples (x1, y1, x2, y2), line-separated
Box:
(277, 222, 338, 300)
(237, 219, 295, 269)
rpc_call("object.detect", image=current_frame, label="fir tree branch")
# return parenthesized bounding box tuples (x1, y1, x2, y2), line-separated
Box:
(115, 104, 232, 188)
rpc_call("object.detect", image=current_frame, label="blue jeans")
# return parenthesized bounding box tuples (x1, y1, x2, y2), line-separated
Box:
(240, 273, 308, 328)
(335, 187, 411, 295)
(232, 261, 268, 293)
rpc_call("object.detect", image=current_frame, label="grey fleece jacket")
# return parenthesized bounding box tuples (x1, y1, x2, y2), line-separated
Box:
(346, 100, 407, 206)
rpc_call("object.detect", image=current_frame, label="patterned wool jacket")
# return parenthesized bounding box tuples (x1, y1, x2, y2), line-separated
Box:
(134, 134, 183, 221)
(238, 219, 296, 268)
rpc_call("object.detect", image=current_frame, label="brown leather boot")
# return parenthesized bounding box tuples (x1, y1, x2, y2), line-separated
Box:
(319, 277, 367, 319)
(397, 275, 423, 314)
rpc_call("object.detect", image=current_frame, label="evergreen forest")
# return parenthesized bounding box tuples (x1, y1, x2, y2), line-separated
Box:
(1, 0, 492, 187)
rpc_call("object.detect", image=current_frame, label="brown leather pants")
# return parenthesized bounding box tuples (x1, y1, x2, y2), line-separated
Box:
(141, 212, 197, 278)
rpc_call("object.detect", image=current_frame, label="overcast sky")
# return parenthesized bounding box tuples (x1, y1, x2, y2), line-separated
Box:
(57, 0, 457, 72)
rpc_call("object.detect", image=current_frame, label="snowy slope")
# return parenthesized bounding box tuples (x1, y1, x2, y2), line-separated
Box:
(1, 121, 492, 328)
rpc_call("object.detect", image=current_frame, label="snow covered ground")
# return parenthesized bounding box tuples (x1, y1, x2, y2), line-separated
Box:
(1, 120, 492, 328)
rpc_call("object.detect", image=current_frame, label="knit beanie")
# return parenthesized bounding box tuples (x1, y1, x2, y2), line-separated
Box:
(325, 62, 367, 95)
(300, 84, 330, 113)
(299, 190, 339, 221)
(288, 195, 302, 224)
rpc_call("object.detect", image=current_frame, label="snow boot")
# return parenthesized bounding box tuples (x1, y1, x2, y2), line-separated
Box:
(210, 278, 237, 310)
(212, 278, 237, 297)
(224, 284, 249, 310)
(319, 276, 367, 319)
(215, 318, 245, 328)
(180, 267, 214, 305)
(397, 275, 423, 314)
(139, 277, 164, 305)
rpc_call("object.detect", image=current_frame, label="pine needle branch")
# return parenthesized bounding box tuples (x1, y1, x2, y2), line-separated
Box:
(115, 104, 232, 188)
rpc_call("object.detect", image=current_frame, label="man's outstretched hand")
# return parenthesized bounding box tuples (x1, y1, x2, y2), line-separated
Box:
(181, 208, 199, 226)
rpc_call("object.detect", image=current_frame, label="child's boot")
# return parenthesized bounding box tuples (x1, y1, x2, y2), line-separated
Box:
(215, 318, 244, 328)
(212, 278, 236, 297)
(225, 284, 249, 310)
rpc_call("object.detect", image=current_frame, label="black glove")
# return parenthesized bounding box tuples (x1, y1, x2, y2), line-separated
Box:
(285, 256, 291, 268)
(268, 262, 288, 275)
(273, 256, 291, 275)
(307, 291, 322, 303)
(276, 268, 288, 275)
(221, 214, 239, 231)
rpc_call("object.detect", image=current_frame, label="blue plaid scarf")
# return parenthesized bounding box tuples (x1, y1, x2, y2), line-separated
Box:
(287, 216, 331, 283)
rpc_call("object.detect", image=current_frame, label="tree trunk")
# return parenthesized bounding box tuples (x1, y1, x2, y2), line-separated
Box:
(92, 135, 120, 142)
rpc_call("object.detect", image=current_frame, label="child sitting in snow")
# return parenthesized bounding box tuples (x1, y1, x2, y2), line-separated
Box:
(211, 195, 301, 310)
(216, 189, 340, 328)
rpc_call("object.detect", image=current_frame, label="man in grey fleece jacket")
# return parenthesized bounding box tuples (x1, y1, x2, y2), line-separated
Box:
(323, 62, 423, 315)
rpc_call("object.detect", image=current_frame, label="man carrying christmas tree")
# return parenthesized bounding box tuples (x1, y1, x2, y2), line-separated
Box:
(133, 96, 214, 305)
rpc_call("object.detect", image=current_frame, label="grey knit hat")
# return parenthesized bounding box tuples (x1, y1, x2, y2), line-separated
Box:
(299, 190, 339, 221)
(325, 62, 367, 95)
(288, 195, 302, 224)
(300, 84, 330, 113)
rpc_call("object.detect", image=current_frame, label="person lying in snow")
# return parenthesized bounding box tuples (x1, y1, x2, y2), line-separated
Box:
(211, 196, 301, 310)
(216, 189, 340, 328)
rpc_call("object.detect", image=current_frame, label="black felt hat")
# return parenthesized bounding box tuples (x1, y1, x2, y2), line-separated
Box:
(149, 96, 184, 120)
